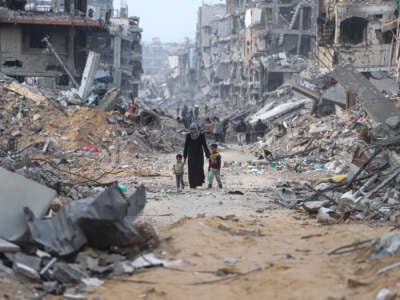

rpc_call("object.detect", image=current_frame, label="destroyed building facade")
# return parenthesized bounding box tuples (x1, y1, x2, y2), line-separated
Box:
(316, 0, 396, 71)
(192, 0, 317, 107)
(0, 0, 142, 96)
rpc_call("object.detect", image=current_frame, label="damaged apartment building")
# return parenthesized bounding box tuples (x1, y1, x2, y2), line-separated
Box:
(316, 0, 396, 71)
(0, 0, 142, 97)
(193, 0, 317, 107)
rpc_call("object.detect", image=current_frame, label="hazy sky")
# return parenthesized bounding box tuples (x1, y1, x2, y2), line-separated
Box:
(120, 0, 224, 43)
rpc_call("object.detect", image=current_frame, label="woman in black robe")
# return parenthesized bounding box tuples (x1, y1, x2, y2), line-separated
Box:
(183, 123, 210, 189)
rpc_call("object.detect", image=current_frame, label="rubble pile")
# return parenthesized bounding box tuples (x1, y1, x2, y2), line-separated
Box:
(0, 80, 182, 297)
(250, 86, 400, 224)
(0, 80, 183, 156)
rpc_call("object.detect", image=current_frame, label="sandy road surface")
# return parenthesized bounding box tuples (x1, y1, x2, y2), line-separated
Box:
(89, 145, 400, 300)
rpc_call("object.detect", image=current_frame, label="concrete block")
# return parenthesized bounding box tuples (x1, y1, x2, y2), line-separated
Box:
(10, 252, 42, 271)
(53, 263, 87, 284)
(13, 262, 40, 281)
(0, 238, 20, 252)
(0, 167, 56, 241)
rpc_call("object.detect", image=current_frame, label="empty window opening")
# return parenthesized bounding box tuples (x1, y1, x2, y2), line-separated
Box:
(375, 29, 396, 44)
(302, 7, 312, 30)
(3, 60, 23, 67)
(267, 72, 284, 91)
(340, 17, 368, 45)
(29, 27, 47, 48)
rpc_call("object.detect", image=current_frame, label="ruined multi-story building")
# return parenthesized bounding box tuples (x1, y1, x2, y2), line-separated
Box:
(0, 0, 142, 96)
(194, 0, 317, 108)
(246, 0, 316, 101)
(316, 0, 396, 71)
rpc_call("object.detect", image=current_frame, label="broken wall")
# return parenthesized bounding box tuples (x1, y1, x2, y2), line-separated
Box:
(317, 1, 396, 70)
(0, 24, 75, 77)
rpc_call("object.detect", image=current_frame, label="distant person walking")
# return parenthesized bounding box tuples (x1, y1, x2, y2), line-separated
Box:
(194, 105, 200, 120)
(235, 118, 247, 146)
(254, 119, 268, 139)
(181, 105, 189, 128)
(184, 123, 210, 189)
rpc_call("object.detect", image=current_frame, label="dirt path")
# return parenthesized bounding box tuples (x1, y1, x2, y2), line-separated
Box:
(91, 146, 400, 299)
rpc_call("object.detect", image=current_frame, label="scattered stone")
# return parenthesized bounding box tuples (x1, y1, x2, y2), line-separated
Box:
(36, 249, 51, 258)
(98, 253, 126, 265)
(6, 253, 42, 272)
(81, 278, 104, 293)
(317, 207, 338, 225)
(0, 238, 20, 252)
(112, 261, 135, 276)
(13, 262, 40, 281)
(63, 288, 87, 300)
(256, 208, 265, 213)
(224, 215, 239, 222)
(218, 223, 231, 231)
(223, 258, 237, 265)
(53, 263, 87, 284)
(372, 232, 400, 259)
(42, 281, 65, 295)
(302, 200, 330, 213)
(375, 288, 395, 300)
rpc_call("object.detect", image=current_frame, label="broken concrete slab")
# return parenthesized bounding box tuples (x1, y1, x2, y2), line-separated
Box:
(332, 66, 400, 123)
(248, 99, 312, 124)
(80, 277, 104, 293)
(372, 232, 400, 259)
(53, 263, 87, 284)
(5, 252, 42, 272)
(13, 262, 40, 281)
(131, 253, 181, 269)
(0, 167, 56, 241)
(112, 261, 134, 276)
(25, 184, 147, 256)
(302, 200, 330, 213)
(0, 238, 20, 252)
(97, 87, 121, 111)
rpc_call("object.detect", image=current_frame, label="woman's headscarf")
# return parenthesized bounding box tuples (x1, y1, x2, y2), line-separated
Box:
(189, 122, 200, 140)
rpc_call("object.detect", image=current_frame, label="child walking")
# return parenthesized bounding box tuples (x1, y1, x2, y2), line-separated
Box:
(173, 154, 185, 192)
(208, 144, 223, 189)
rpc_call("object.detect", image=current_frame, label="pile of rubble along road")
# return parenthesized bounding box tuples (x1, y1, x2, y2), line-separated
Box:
(0, 77, 185, 298)
(0, 78, 184, 197)
(250, 93, 400, 224)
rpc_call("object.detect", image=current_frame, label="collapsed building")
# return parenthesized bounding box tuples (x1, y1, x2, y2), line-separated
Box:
(191, 0, 317, 107)
(0, 0, 143, 97)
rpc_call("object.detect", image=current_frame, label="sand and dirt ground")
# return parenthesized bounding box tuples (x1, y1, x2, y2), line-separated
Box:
(88, 146, 400, 300)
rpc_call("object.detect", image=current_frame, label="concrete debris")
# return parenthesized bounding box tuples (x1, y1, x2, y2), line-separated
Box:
(13, 262, 41, 281)
(375, 288, 395, 300)
(0, 167, 56, 241)
(372, 232, 400, 259)
(131, 253, 181, 269)
(80, 277, 104, 293)
(317, 207, 338, 225)
(25, 184, 146, 256)
(0, 238, 20, 252)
